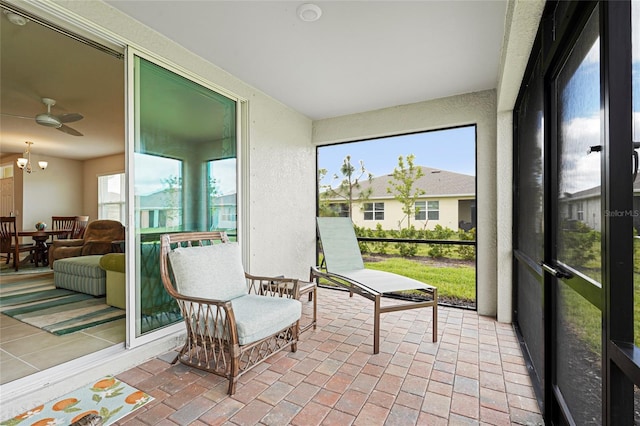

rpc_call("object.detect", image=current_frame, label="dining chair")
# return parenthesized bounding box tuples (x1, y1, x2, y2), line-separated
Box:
(72, 216, 90, 239)
(51, 216, 77, 240)
(0, 216, 35, 271)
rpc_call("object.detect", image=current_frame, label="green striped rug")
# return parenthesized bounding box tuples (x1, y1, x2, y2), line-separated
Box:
(0, 273, 125, 335)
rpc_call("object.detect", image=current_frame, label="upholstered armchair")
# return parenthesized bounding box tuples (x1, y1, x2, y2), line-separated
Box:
(49, 219, 125, 267)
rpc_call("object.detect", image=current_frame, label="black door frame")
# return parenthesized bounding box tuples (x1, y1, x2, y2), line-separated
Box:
(513, 1, 639, 424)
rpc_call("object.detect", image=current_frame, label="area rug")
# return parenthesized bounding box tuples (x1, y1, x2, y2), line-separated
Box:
(0, 375, 153, 426)
(0, 274, 125, 335)
(0, 256, 52, 276)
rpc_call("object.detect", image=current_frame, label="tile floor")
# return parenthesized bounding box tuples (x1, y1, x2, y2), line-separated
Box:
(0, 269, 126, 384)
(113, 287, 544, 425)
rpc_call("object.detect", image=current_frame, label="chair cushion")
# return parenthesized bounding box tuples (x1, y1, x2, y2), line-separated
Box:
(168, 243, 248, 301)
(231, 295, 301, 345)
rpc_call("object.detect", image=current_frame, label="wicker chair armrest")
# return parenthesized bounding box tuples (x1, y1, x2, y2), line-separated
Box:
(174, 296, 239, 345)
(172, 292, 232, 306)
(244, 272, 300, 299)
(51, 238, 84, 248)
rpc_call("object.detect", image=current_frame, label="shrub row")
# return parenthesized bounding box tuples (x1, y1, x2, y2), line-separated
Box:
(353, 224, 476, 260)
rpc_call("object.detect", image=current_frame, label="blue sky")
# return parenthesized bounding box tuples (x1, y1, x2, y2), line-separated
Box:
(317, 126, 476, 187)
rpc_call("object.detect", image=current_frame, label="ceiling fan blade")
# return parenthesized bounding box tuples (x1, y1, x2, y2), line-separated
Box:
(58, 113, 83, 123)
(57, 124, 83, 137)
(0, 112, 33, 120)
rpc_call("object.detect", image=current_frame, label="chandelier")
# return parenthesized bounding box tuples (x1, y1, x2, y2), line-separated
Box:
(16, 141, 48, 173)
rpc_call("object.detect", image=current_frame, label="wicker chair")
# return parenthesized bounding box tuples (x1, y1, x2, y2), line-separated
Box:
(159, 232, 302, 395)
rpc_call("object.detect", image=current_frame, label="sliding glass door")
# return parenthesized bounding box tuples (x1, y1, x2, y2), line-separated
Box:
(128, 52, 238, 342)
(514, 2, 638, 423)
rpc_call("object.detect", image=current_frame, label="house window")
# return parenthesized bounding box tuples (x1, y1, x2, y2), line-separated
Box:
(428, 201, 440, 220)
(208, 158, 237, 236)
(98, 173, 125, 223)
(415, 201, 426, 220)
(577, 201, 584, 221)
(364, 202, 384, 220)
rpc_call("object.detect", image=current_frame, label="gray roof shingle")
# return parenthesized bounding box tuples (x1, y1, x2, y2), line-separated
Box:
(326, 166, 475, 199)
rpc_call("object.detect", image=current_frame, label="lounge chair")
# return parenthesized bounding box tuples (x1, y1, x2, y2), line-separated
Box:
(160, 231, 302, 395)
(311, 217, 437, 354)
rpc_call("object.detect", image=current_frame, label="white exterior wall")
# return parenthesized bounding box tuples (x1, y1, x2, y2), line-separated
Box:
(351, 196, 469, 231)
(313, 90, 498, 317)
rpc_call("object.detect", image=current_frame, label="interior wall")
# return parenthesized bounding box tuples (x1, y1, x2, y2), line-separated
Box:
(83, 153, 124, 223)
(313, 90, 498, 317)
(22, 155, 83, 233)
(0, 154, 23, 231)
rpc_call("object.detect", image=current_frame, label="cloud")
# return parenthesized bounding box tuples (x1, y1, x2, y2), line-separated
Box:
(559, 113, 601, 195)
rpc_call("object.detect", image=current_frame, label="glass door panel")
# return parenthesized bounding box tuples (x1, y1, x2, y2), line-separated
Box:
(551, 8, 602, 425)
(132, 55, 237, 337)
(632, 0, 640, 349)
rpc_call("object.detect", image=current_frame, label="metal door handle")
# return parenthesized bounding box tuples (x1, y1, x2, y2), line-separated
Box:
(541, 262, 573, 279)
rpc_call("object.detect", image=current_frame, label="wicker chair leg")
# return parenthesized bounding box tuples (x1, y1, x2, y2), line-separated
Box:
(228, 378, 237, 395)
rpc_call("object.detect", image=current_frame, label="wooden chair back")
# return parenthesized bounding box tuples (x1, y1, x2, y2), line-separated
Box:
(0, 216, 33, 271)
(72, 216, 90, 239)
(0, 216, 16, 254)
(51, 216, 77, 240)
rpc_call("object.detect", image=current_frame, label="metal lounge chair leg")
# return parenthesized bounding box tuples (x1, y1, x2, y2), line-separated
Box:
(374, 295, 381, 354)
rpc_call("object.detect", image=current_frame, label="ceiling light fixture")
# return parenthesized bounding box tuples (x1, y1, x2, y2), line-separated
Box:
(297, 3, 322, 22)
(16, 141, 47, 174)
(3, 10, 28, 26)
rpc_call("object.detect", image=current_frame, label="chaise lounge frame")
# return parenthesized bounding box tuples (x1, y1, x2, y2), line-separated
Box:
(160, 232, 301, 395)
(310, 217, 438, 354)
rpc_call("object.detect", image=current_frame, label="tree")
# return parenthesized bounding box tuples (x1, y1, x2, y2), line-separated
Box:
(319, 155, 373, 218)
(387, 154, 425, 228)
(161, 175, 182, 227)
(317, 168, 335, 217)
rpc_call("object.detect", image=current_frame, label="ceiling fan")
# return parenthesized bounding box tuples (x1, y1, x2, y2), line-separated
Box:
(1, 97, 84, 136)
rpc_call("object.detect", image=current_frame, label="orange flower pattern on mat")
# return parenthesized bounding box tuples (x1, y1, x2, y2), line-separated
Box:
(0, 376, 153, 426)
(51, 398, 80, 413)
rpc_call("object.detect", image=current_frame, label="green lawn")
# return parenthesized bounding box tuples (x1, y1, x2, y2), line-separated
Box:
(364, 257, 476, 302)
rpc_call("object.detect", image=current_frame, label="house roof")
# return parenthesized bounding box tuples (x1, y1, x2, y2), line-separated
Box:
(138, 190, 179, 209)
(326, 166, 475, 200)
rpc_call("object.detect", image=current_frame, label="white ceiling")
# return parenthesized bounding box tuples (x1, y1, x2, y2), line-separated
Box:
(0, 1, 508, 160)
(106, 0, 508, 120)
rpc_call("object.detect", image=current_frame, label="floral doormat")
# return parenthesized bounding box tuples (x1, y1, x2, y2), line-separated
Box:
(0, 376, 153, 425)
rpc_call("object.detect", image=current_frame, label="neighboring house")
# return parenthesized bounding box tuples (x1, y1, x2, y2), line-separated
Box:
(137, 189, 181, 230)
(560, 179, 640, 233)
(324, 166, 475, 231)
(138, 191, 237, 232)
(210, 193, 237, 231)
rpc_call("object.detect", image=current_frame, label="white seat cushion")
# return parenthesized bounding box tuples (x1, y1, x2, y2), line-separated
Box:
(231, 295, 301, 345)
(168, 243, 248, 301)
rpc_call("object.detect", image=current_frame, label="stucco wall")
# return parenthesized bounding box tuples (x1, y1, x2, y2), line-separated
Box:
(314, 90, 498, 316)
(350, 196, 471, 231)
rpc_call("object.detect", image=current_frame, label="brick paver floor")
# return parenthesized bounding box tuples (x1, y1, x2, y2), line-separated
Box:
(114, 287, 544, 425)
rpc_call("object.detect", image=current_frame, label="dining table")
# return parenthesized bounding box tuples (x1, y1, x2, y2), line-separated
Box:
(18, 229, 72, 267)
